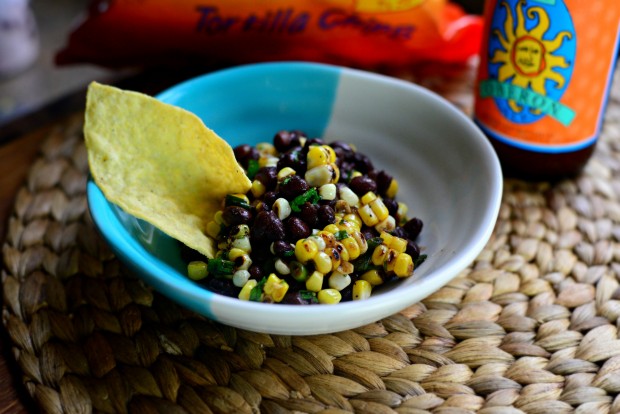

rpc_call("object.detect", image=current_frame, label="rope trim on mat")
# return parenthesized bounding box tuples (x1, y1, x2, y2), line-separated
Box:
(3, 68, 620, 413)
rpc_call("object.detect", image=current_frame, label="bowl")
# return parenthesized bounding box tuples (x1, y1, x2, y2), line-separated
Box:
(87, 62, 502, 335)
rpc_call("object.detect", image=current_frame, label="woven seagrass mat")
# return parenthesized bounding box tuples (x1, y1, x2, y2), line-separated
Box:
(4, 67, 620, 414)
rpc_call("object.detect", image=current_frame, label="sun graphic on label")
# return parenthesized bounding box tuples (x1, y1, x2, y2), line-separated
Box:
(491, 0, 572, 113)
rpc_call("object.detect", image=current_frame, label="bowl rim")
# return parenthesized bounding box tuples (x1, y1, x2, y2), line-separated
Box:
(87, 61, 503, 334)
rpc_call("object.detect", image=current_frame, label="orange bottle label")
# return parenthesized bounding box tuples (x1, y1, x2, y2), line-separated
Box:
(474, 0, 620, 152)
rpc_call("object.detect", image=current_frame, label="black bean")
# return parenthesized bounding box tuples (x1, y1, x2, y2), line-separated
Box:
(374, 170, 393, 195)
(317, 205, 336, 227)
(391, 226, 408, 239)
(349, 175, 377, 196)
(249, 264, 263, 280)
(352, 152, 374, 173)
(281, 291, 316, 305)
(272, 240, 294, 258)
(263, 191, 279, 207)
(205, 278, 238, 298)
(403, 217, 423, 240)
(330, 141, 353, 153)
(305, 138, 324, 147)
(222, 206, 252, 226)
(299, 202, 319, 228)
(277, 149, 306, 174)
(254, 167, 277, 190)
(233, 144, 259, 168)
(273, 130, 294, 153)
(362, 227, 378, 241)
(252, 210, 286, 242)
(286, 216, 311, 241)
(383, 198, 398, 217)
(406, 240, 421, 260)
(279, 175, 309, 200)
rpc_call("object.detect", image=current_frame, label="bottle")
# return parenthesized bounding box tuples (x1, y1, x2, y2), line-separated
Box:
(473, 0, 620, 180)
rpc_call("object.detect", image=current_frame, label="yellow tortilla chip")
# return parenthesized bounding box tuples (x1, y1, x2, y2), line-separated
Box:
(84, 82, 251, 259)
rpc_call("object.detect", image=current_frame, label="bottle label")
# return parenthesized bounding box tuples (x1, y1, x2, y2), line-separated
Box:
(474, 0, 620, 153)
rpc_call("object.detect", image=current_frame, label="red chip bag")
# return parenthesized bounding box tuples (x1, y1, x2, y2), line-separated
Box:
(56, 0, 482, 69)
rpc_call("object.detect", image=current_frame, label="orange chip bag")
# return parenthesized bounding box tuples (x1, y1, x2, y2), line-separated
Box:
(56, 0, 482, 69)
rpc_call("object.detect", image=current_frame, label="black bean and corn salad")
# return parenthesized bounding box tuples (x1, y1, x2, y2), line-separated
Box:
(185, 130, 426, 304)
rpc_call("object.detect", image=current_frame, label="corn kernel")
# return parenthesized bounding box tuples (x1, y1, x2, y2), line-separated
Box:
(361, 269, 384, 286)
(295, 238, 319, 263)
(325, 145, 337, 163)
(214, 210, 225, 225)
(238, 279, 258, 301)
(264, 273, 289, 302)
(188, 261, 208, 280)
(230, 193, 250, 204)
(370, 198, 389, 221)
(251, 180, 266, 198)
(394, 253, 414, 277)
(307, 235, 326, 251)
(319, 183, 337, 200)
(228, 248, 246, 261)
(307, 145, 330, 169)
(324, 246, 342, 270)
(306, 271, 324, 292)
(397, 202, 408, 219)
(323, 224, 340, 234)
(339, 186, 359, 207)
(259, 155, 279, 168)
(385, 249, 399, 273)
(305, 164, 339, 187)
(232, 270, 251, 287)
(277, 167, 296, 180)
(358, 204, 379, 226)
(334, 242, 350, 262)
(361, 191, 377, 205)
(256, 142, 276, 156)
(350, 171, 362, 179)
(318, 288, 342, 304)
(317, 230, 337, 248)
(273, 198, 292, 221)
(375, 216, 396, 233)
(328, 271, 351, 291)
(341, 237, 361, 260)
(352, 280, 372, 300)
(343, 213, 362, 230)
(313, 252, 332, 274)
(337, 220, 357, 233)
(386, 178, 399, 199)
(338, 260, 354, 275)
(231, 236, 252, 253)
(206, 221, 221, 238)
(390, 236, 408, 254)
(372, 244, 389, 266)
(380, 231, 394, 246)
(351, 231, 368, 255)
(275, 258, 291, 275)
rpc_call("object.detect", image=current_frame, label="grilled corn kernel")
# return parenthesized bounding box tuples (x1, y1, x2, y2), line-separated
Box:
(323, 224, 340, 234)
(305, 164, 339, 187)
(359, 204, 379, 226)
(188, 261, 208, 280)
(339, 186, 359, 207)
(397, 202, 408, 219)
(318, 288, 342, 304)
(337, 220, 357, 233)
(338, 260, 354, 275)
(385, 249, 399, 273)
(328, 271, 351, 291)
(380, 231, 394, 246)
(238, 279, 258, 301)
(306, 271, 324, 292)
(372, 244, 390, 266)
(313, 252, 332, 274)
(361, 191, 377, 205)
(334, 242, 350, 262)
(251, 180, 266, 198)
(231, 236, 252, 253)
(259, 155, 279, 168)
(325, 246, 342, 270)
(351, 231, 368, 255)
(369, 198, 390, 221)
(275, 258, 291, 275)
(277, 167, 296, 180)
(317, 230, 337, 248)
(343, 213, 362, 230)
(394, 253, 414, 277)
(319, 183, 337, 200)
(325, 145, 337, 163)
(375, 216, 396, 234)
(206, 221, 221, 238)
(386, 178, 399, 199)
(341, 237, 361, 260)
(232, 270, 251, 287)
(307, 235, 326, 251)
(264, 273, 289, 302)
(307, 145, 330, 169)
(230, 224, 250, 239)
(390, 236, 408, 254)
(295, 238, 318, 263)
(273, 198, 292, 221)
(228, 248, 246, 261)
(352, 280, 372, 300)
(361, 269, 384, 286)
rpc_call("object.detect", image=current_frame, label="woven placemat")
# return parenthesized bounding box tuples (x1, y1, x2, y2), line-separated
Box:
(4, 68, 620, 414)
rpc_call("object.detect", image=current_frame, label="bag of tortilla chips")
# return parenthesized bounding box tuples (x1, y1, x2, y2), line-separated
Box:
(56, 0, 482, 69)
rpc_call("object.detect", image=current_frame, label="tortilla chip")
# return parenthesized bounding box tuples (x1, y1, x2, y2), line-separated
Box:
(84, 82, 251, 259)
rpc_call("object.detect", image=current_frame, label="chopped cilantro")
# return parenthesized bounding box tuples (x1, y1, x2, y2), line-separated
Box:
(207, 259, 235, 277)
(299, 290, 319, 303)
(283, 249, 295, 257)
(414, 254, 427, 268)
(335, 230, 349, 240)
(225, 194, 251, 209)
(282, 176, 292, 185)
(246, 159, 260, 180)
(250, 277, 267, 302)
(291, 188, 320, 212)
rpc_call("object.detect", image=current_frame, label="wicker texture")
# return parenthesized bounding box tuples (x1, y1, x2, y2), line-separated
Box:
(3, 70, 620, 413)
